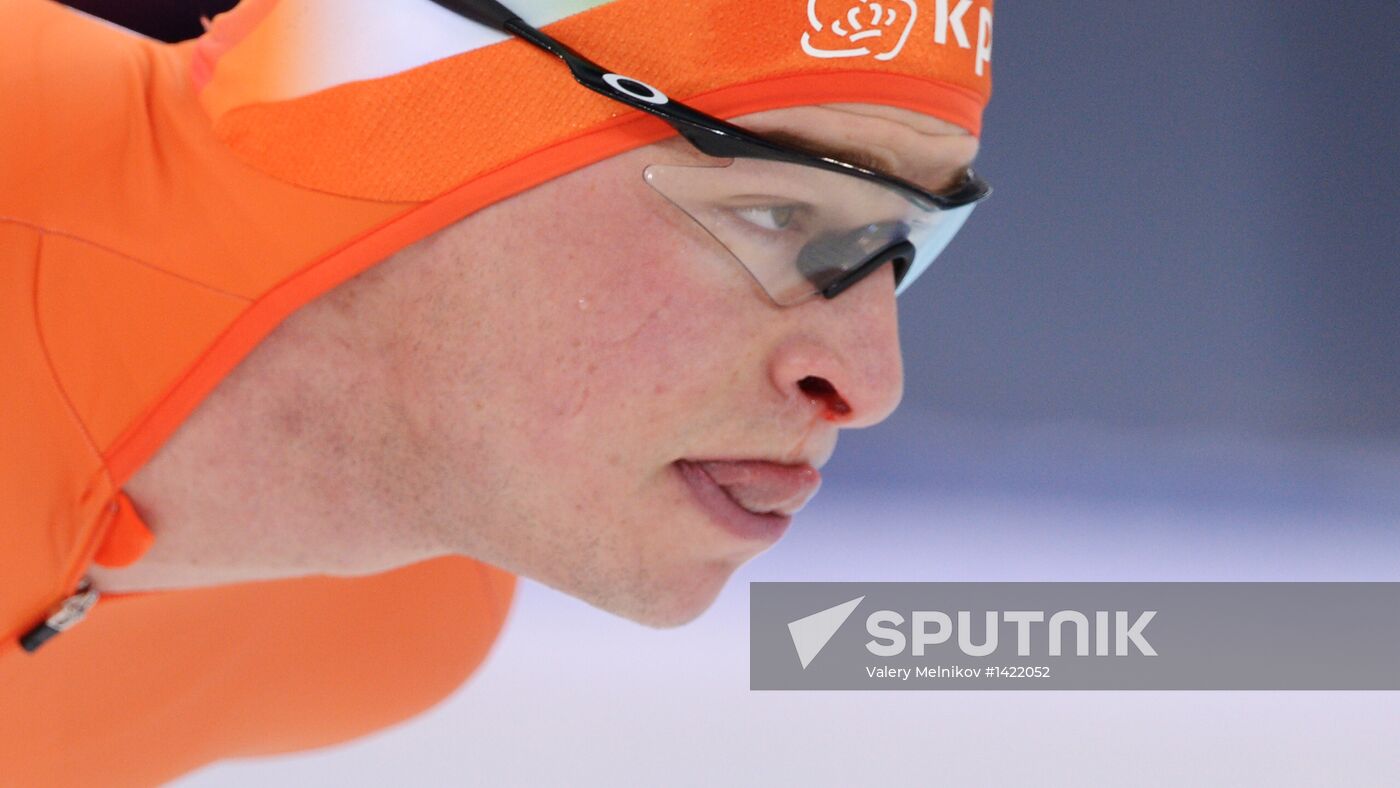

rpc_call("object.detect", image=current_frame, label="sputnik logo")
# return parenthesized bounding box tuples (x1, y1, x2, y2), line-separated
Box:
(787, 596, 865, 669)
(801, 0, 918, 62)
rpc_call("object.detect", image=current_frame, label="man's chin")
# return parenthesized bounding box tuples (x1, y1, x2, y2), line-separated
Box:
(575, 559, 737, 629)
(622, 599, 715, 630)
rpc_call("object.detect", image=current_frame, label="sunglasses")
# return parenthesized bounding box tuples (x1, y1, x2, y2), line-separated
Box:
(428, 0, 991, 304)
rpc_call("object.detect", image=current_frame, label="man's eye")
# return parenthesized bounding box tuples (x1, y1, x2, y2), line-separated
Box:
(733, 204, 797, 231)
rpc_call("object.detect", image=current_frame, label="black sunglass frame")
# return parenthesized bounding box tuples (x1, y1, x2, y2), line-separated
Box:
(428, 0, 991, 298)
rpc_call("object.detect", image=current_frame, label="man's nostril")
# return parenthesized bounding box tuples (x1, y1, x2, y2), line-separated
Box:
(797, 376, 853, 420)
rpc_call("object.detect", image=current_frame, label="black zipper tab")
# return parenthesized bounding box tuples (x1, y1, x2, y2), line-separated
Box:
(20, 577, 100, 653)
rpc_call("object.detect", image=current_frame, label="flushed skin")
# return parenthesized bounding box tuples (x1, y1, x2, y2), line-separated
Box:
(99, 105, 979, 627)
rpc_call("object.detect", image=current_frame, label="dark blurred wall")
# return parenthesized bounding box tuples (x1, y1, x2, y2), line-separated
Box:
(60, 1, 1400, 445)
(904, 2, 1400, 444)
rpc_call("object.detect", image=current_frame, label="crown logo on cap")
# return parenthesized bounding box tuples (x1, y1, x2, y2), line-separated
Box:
(801, 0, 919, 62)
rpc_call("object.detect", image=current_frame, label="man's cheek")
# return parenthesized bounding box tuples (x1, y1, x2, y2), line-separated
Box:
(519, 295, 727, 464)
(569, 224, 739, 361)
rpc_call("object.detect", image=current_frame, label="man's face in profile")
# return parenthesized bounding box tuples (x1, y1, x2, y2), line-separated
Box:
(339, 102, 978, 627)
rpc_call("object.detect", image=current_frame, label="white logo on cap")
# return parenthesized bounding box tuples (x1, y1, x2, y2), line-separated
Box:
(933, 0, 993, 76)
(801, 0, 918, 62)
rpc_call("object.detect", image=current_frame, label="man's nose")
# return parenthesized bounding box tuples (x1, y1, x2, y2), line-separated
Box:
(766, 268, 905, 428)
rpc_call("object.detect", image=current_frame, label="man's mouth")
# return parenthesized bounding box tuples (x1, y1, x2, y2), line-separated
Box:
(674, 459, 817, 515)
(686, 460, 823, 516)
(672, 459, 822, 544)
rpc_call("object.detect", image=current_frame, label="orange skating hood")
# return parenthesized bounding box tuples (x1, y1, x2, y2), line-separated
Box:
(0, 0, 991, 649)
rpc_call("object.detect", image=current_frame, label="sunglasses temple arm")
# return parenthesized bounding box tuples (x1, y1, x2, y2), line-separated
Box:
(429, 3, 816, 160)
(429, 0, 971, 209)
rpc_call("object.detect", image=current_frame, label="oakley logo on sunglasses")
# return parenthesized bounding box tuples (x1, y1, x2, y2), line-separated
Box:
(801, 0, 918, 61)
(601, 73, 669, 106)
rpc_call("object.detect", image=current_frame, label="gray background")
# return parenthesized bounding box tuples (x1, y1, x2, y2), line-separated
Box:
(893, 0, 1400, 445)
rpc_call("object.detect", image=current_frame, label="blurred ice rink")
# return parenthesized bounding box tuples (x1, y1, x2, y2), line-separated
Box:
(178, 419, 1400, 787)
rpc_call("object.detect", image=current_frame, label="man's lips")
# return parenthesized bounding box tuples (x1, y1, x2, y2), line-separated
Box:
(683, 460, 823, 516)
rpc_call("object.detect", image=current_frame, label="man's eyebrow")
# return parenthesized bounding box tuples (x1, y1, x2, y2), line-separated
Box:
(756, 129, 970, 194)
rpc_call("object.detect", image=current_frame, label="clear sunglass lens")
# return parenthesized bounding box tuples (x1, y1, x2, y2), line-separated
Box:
(645, 158, 974, 304)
